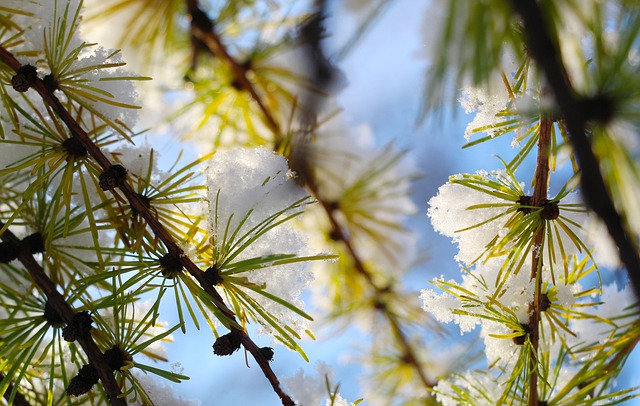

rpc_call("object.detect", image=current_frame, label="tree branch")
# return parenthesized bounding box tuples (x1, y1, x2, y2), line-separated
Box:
(0, 222, 126, 406)
(185, 0, 283, 145)
(509, 0, 640, 301)
(181, 1, 432, 398)
(306, 180, 436, 392)
(0, 46, 294, 406)
(525, 110, 553, 406)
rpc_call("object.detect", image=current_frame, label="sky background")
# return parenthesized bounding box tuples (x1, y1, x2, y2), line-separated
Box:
(146, 0, 640, 404)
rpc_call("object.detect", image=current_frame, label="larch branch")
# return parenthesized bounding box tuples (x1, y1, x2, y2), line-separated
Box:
(0, 45, 295, 406)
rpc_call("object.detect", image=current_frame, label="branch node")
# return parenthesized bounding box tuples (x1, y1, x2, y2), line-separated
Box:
(213, 331, 242, 356)
(259, 347, 274, 362)
(0, 240, 19, 263)
(540, 199, 559, 220)
(43, 300, 65, 327)
(62, 137, 88, 158)
(204, 265, 223, 285)
(43, 73, 59, 92)
(63, 311, 93, 342)
(11, 65, 37, 92)
(22, 232, 44, 254)
(66, 363, 100, 397)
(104, 345, 132, 371)
(99, 164, 127, 191)
(159, 253, 183, 279)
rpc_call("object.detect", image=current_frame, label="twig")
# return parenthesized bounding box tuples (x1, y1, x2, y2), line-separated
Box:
(0, 46, 295, 406)
(182, 1, 434, 396)
(526, 110, 553, 406)
(185, 0, 283, 145)
(308, 181, 436, 392)
(509, 0, 640, 301)
(0, 221, 127, 406)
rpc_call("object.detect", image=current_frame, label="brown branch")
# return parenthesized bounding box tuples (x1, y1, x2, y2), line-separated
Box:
(525, 111, 553, 406)
(0, 47, 295, 406)
(509, 0, 640, 302)
(185, 0, 283, 145)
(0, 222, 127, 406)
(307, 180, 436, 392)
(181, 1, 431, 398)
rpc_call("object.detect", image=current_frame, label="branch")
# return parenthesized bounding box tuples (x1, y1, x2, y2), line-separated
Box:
(0, 46, 295, 406)
(0, 222, 126, 406)
(509, 0, 640, 301)
(182, 1, 433, 397)
(185, 0, 283, 145)
(307, 180, 436, 392)
(525, 109, 553, 406)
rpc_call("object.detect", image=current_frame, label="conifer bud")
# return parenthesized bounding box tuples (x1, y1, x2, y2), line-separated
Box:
(43, 300, 65, 327)
(541, 200, 560, 220)
(62, 137, 88, 158)
(43, 73, 59, 92)
(104, 345, 132, 371)
(260, 346, 274, 362)
(204, 265, 223, 285)
(22, 232, 44, 254)
(159, 253, 183, 279)
(0, 241, 19, 263)
(11, 65, 37, 92)
(62, 311, 93, 342)
(512, 323, 533, 346)
(517, 195, 534, 214)
(99, 165, 127, 191)
(66, 363, 99, 396)
(213, 332, 242, 356)
(540, 293, 551, 312)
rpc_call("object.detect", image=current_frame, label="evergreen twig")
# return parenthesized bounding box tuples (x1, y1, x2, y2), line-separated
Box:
(509, 0, 640, 301)
(0, 45, 295, 406)
(181, 1, 434, 394)
(185, 0, 283, 145)
(0, 221, 126, 406)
